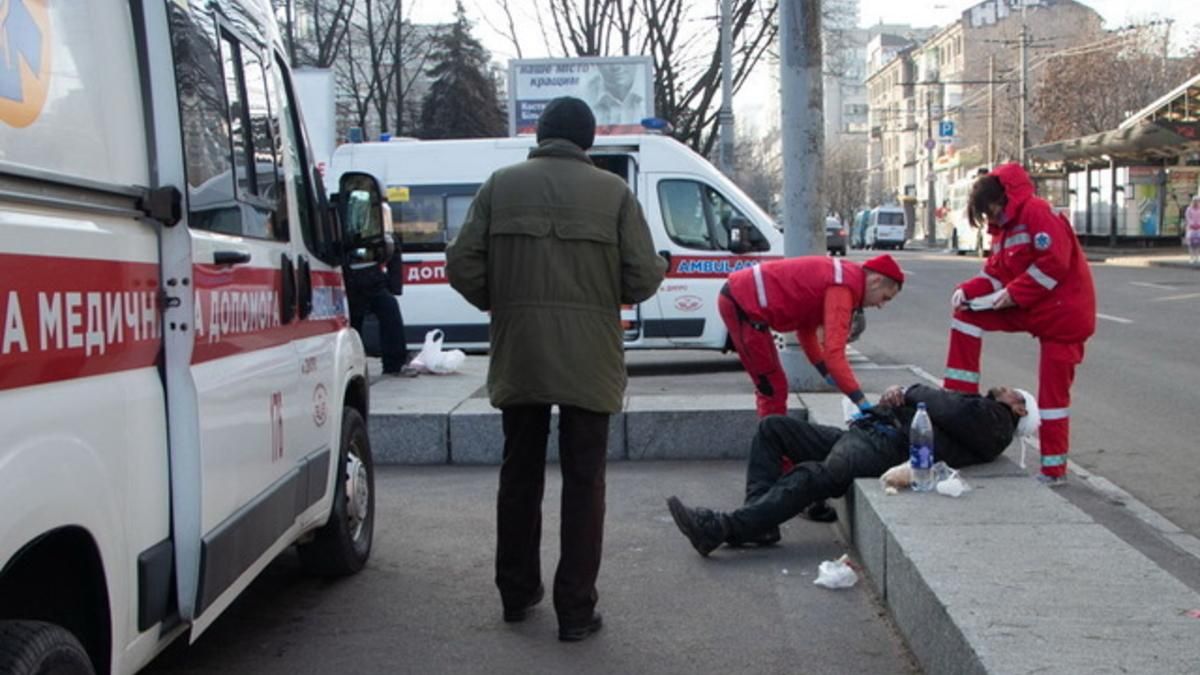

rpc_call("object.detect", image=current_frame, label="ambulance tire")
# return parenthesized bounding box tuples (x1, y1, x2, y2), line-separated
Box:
(0, 621, 94, 675)
(298, 407, 375, 577)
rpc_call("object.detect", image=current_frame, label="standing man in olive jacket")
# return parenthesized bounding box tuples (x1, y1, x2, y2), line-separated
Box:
(446, 97, 666, 642)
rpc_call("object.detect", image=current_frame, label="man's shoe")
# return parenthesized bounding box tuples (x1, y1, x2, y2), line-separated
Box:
(801, 500, 838, 523)
(724, 525, 781, 548)
(558, 612, 602, 642)
(666, 496, 728, 557)
(502, 585, 544, 623)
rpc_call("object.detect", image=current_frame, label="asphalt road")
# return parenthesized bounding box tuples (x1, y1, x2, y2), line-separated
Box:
(145, 463, 918, 675)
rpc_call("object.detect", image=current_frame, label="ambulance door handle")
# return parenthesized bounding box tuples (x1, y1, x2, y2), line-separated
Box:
(213, 249, 252, 266)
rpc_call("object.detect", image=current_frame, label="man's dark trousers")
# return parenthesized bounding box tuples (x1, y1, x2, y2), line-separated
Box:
(496, 405, 608, 627)
(729, 416, 906, 541)
(346, 265, 407, 373)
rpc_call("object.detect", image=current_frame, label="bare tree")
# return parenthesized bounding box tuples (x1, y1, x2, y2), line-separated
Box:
(488, 0, 778, 156)
(273, 0, 356, 67)
(733, 122, 782, 216)
(822, 138, 867, 225)
(1032, 25, 1200, 143)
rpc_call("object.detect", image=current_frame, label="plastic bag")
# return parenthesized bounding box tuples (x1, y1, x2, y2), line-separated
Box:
(879, 461, 912, 490)
(814, 554, 859, 589)
(410, 329, 466, 374)
(932, 461, 971, 498)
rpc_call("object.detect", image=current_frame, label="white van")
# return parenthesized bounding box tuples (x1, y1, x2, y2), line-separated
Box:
(326, 134, 784, 352)
(948, 178, 990, 256)
(0, 2, 383, 673)
(865, 206, 908, 250)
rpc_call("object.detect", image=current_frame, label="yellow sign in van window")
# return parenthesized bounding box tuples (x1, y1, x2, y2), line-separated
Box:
(0, 0, 53, 128)
(387, 186, 410, 203)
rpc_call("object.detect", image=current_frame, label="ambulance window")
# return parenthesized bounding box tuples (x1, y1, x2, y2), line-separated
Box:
(170, 5, 238, 235)
(657, 180, 715, 250)
(392, 185, 480, 252)
(272, 54, 331, 263)
(240, 49, 285, 240)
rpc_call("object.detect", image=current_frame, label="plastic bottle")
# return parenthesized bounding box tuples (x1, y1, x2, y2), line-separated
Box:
(909, 402, 935, 492)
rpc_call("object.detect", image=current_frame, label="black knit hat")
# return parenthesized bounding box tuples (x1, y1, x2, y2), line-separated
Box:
(536, 96, 596, 150)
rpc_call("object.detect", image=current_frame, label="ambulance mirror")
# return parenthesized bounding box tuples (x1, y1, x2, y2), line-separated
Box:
(336, 172, 386, 249)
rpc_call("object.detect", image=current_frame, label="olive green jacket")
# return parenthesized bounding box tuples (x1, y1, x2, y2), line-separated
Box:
(446, 139, 666, 413)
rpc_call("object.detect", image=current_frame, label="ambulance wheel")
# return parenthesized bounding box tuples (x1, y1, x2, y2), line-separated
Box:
(0, 621, 94, 675)
(299, 407, 374, 577)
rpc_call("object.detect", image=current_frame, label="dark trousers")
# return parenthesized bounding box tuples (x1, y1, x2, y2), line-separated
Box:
(496, 405, 609, 627)
(727, 416, 906, 541)
(346, 266, 407, 373)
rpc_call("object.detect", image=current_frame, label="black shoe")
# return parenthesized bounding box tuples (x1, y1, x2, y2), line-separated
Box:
(725, 525, 782, 548)
(502, 585, 544, 623)
(558, 612, 603, 642)
(666, 496, 728, 557)
(802, 500, 838, 523)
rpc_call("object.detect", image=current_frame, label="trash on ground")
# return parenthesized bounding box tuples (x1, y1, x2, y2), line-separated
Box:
(880, 461, 911, 490)
(410, 329, 466, 374)
(814, 554, 859, 589)
(932, 461, 971, 498)
(1187, 609, 1200, 620)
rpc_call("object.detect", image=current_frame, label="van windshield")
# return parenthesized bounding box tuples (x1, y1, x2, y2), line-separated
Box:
(390, 184, 480, 252)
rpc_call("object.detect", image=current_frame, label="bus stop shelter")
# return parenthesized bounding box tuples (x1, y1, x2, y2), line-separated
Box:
(1027, 72, 1200, 248)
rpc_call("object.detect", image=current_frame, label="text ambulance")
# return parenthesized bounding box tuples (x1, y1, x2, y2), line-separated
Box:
(325, 134, 785, 351)
(0, 2, 380, 673)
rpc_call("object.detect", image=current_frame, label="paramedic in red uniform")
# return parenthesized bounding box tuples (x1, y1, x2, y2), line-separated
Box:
(943, 163, 1096, 485)
(718, 254, 904, 418)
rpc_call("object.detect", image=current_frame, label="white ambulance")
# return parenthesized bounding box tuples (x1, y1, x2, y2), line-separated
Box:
(0, 2, 383, 673)
(325, 134, 785, 352)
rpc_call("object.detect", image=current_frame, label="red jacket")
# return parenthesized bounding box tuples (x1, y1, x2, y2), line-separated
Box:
(959, 163, 1096, 343)
(727, 256, 866, 398)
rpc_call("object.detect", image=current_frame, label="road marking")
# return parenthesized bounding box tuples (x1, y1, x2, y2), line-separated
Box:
(1151, 292, 1200, 303)
(1130, 281, 1176, 290)
(1096, 313, 1133, 324)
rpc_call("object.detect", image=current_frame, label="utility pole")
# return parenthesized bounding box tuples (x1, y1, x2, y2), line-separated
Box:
(395, 0, 404, 135)
(988, 54, 995, 167)
(925, 84, 936, 246)
(779, 0, 824, 392)
(719, 0, 735, 176)
(1018, 9, 1028, 166)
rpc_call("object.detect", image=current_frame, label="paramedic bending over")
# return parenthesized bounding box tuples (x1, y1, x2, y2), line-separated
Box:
(719, 254, 905, 418)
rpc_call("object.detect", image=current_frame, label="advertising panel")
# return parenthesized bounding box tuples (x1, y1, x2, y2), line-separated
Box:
(508, 56, 654, 136)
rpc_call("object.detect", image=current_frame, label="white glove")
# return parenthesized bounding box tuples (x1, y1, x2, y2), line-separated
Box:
(950, 288, 966, 310)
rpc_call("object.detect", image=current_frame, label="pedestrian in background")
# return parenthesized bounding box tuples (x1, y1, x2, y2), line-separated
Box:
(943, 163, 1096, 486)
(346, 225, 417, 377)
(719, 254, 905, 418)
(1185, 194, 1200, 264)
(446, 96, 665, 642)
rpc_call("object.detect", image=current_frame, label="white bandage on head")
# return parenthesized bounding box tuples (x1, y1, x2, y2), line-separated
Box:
(1013, 387, 1040, 470)
(1014, 388, 1040, 438)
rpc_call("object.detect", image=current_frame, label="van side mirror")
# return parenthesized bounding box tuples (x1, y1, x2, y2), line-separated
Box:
(334, 171, 387, 249)
(728, 216, 753, 254)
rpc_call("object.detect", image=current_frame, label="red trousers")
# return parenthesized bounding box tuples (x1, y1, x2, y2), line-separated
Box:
(943, 309, 1085, 479)
(719, 292, 788, 417)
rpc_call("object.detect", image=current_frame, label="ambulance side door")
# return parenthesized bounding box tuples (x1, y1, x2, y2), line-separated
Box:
(171, 18, 303, 615)
(644, 175, 774, 347)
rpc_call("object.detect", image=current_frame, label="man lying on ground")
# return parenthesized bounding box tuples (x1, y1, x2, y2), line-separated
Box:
(667, 383, 1037, 556)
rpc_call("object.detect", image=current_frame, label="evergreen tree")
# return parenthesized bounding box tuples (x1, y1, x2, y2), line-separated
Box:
(418, 2, 506, 139)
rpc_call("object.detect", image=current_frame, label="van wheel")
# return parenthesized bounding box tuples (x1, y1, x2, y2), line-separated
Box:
(298, 407, 374, 577)
(0, 621, 94, 675)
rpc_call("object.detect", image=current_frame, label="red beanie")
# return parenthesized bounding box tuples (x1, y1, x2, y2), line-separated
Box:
(863, 254, 904, 288)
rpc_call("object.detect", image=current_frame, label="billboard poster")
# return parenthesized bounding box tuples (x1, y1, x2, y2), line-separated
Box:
(508, 56, 654, 136)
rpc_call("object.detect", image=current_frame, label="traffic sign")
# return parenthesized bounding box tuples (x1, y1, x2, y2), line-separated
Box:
(924, 138, 936, 150)
(939, 120, 955, 137)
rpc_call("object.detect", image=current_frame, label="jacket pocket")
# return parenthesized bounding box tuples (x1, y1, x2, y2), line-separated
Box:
(552, 215, 618, 245)
(491, 216, 552, 238)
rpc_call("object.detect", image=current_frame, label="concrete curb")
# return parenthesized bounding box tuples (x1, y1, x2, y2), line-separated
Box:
(841, 458, 1200, 674)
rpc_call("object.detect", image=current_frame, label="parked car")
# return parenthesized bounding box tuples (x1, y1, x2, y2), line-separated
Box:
(825, 216, 847, 256)
(865, 206, 907, 250)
